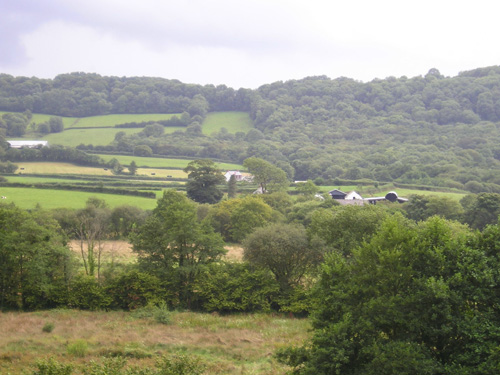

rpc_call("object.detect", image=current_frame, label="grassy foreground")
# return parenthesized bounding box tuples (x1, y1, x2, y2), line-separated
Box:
(0, 310, 308, 374)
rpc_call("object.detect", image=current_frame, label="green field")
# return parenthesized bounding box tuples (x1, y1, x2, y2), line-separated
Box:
(15, 162, 115, 176)
(69, 113, 180, 128)
(0, 187, 159, 210)
(42, 127, 142, 147)
(95, 154, 244, 170)
(203, 112, 253, 134)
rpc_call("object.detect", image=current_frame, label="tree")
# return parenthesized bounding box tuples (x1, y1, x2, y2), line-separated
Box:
(227, 174, 237, 198)
(243, 157, 289, 193)
(134, 145, 153, 157)
(308, 204, 389, 255)
(183, 159, 226, 204)
(130, 190, 225, 307)
(74, 198, 111, 280)
(49, 116, 64, 133)
(243, 223, 322, 293)
(278, 215, 500, 374)
(128, 160, 138, 175)
(296, 180, 319, 197)
(461, 193, 500, 230)
(0, 204, 74, 310)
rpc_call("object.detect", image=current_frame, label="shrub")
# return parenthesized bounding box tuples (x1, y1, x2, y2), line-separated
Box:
(67, 339, 88, 358)
(131, 302, 171, 325)
(32, 357, 73, 375)
(42, 322, 55, 333)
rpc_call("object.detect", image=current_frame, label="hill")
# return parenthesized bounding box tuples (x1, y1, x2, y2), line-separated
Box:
(2, 67, 500, 192)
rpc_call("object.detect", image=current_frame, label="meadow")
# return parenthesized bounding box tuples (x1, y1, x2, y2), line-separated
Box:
(0, 187, 159, 210)
(0, 310, 308, 374)
(202, 112, 254, 135)
(15, 162, 116, 176)
(42, 127, 184, 147)
(95, 154, 244, 170)
(68, 113, 179, 128)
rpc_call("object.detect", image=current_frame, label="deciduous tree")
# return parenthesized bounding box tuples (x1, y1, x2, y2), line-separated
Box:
(184, 159, 225, 204)
(130, 190, 225, 307)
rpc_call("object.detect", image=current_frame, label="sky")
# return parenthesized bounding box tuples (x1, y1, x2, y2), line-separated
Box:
(1, 0, 499, 89)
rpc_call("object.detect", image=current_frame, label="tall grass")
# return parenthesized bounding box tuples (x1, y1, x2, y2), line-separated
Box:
(0, 310, 309, 374)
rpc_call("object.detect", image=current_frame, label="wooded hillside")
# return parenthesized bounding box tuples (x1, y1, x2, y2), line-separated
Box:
(2, 66, 500, 191)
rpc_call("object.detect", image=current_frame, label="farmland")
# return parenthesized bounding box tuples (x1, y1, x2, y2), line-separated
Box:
(95, 154, 244, 170)
(0, 310, 308, 374)
(0, 186, 159, 210)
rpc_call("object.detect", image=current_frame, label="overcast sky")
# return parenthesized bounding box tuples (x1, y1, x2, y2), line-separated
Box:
(1, 0, 499, 89)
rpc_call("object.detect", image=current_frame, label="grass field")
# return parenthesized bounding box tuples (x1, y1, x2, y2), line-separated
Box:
(0, 187, 159, 210)
(95, 154, 244, 170)
(69, 113, 180, 128)
(136, 168, 187, 178)
(15, 162, 116, 176)
(203, 112, 253, 135)
(42, 127, 143, 147)
(0, 310, 308, 374)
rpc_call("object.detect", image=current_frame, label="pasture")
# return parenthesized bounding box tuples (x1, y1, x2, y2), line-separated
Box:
(68, 113, 180, 128)
(15, 162, 115, 176)
(0, 310, 308, 374)
(95, 154, 244, 170)
(42, 127, 143, 147)
(0, 187, 159, 210)
(203, 112, 254, 134)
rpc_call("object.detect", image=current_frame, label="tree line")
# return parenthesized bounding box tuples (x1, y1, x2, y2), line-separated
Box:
(3, 68, 500, 191)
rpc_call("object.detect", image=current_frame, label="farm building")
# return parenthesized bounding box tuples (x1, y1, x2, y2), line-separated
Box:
(329, 189, 407, 205)
(224, 170, 244, 182)
(7, 140, 49, 149)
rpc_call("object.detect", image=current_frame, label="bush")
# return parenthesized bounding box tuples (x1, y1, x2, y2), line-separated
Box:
(32, 357, 73, 375)
(67, 275, 112, 310)
(107, 270, 163, 310)
(67, 340, 88, 358)
(131, 302, 171, 325)
(194, 262, 279, 313)
(42, 322, 55, 333)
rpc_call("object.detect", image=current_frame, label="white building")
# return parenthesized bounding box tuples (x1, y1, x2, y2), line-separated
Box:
(7, 140, 49, 149)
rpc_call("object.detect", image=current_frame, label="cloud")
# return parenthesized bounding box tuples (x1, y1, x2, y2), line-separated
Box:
(1, 0, 500, 88)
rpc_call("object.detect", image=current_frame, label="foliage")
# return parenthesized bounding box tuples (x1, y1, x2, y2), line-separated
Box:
(243, 157, 289, 193)
(42, 322, 55, 333)
(193, 262, 279, 313)
(0, 203, 74, 310)
(308, 204, 389, 255)
(107, 270, 163, 310)
(130, 190, 226, 308)
(279, 215, 500, 374)
(227, 174, 237, 198)
(66, 275, 111, 310)
(67, 340, 89, 358)
(32, 357, 73, 375)
(243, 223, 323, 293)
(461, 192, 500, 230)
(183, 159, 226, 204)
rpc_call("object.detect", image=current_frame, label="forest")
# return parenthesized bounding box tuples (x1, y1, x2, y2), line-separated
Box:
(2, 66, 500, 192)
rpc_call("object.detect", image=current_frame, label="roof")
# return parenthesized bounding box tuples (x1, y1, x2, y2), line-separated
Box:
(329, 189, 347, 198)
(7, 140, 49, 149)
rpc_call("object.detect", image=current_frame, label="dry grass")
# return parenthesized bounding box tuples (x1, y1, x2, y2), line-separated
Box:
(69, 241, 244, 264)
(224, 246, 244, 262)
(0, 310, 309, 374)
(69, 240, 136, 264)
